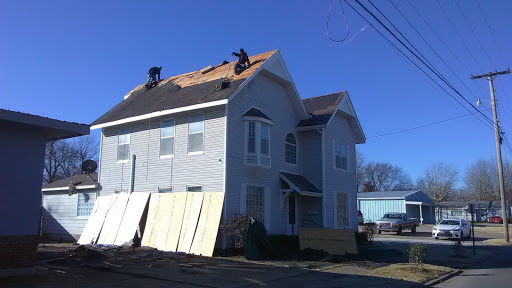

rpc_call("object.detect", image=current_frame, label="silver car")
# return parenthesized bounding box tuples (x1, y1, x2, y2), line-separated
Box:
(432, 218, 471, 239)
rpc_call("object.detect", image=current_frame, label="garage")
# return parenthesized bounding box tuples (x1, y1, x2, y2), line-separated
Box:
(357, 191, 435, 224)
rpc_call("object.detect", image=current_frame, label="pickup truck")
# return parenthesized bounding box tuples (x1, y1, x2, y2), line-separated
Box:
(376, 212, 419, 234)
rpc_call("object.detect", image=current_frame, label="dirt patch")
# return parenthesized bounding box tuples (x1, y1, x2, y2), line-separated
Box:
(371, 263, 453, 283)
(483, 239, 512, 246)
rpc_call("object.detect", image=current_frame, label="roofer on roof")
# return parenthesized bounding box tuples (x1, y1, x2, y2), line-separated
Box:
(232, 49, 251, 75)
(147, 66, 162, 84)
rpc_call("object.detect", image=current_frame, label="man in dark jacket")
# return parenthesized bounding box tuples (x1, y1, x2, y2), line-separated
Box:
(232, 49, 251, 75)
(147, 66, 162, 84)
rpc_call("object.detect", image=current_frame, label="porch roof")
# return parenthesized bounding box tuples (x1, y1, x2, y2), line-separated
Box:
(280, 172, 321, 197)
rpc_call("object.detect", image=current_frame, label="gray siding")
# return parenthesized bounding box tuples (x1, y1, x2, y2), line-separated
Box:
(41, 191, 92, 241)
(99, 106, 226, 195)
(299, 130, 322, 189)
(324, 112, 358, 230)
(226, 74, 303, 235)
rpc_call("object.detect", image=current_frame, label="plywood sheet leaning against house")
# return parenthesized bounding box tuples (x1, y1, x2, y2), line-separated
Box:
(97, 192, 130, 244)
(114, 192, 150, 246)
(176, 192, 204, 253)
(156, 192, 187, 252)
(141, 193, 162, 247)
(190, 192, 225, 256)
(78, 195, 113, 245)
(298, 228, 358, 255)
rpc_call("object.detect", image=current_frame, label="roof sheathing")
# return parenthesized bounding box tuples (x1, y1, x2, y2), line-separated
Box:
(91, 51, 277, 127)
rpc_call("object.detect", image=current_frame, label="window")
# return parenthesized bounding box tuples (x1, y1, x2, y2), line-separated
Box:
(188, 114, 204, 154)
(186, 185, 203, 192)
(285, 133, 297, 164)
(246, 186, 264, 223)
(77, 192, 96, 217)
(245, 121, 271, 166)
(333, 142, 347, 170)
(160, 120, 175, 157)
(117, 128, 130, 162)
(336, 192, 348, 227)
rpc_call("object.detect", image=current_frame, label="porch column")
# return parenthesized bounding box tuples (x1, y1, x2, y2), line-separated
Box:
(419, 204, 423, 224)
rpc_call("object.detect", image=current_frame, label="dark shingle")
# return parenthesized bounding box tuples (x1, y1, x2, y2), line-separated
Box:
(297, 92, 346, 127)
(42, 173, 98, 189)
(280, 172, 321, 193)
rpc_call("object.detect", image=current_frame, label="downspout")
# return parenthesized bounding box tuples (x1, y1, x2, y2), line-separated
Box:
(97, 129, 104, 198)
(319, 128, 326, 228)
(222, 104, 228, 249)
(130, 154, 136, 193)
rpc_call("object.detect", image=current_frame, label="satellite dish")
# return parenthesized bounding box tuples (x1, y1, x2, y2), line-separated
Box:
(82, 160, 97, 174)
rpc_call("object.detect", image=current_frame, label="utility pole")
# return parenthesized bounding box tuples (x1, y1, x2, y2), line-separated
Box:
(471, 69, 511, 243)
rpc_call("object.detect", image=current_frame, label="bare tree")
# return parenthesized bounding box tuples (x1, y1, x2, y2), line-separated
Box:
(464, 158, 512, 201)
(416, 162, 458, 204)
(43, 135, 99, 183)
(356, 151, 365, 191)
(362, 161, 413, 191)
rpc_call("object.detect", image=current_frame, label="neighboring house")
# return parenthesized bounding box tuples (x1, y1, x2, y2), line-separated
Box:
(436, 201, 511, 222)
(90, 50, 365, 237)
(357, 191, 435, 224)
(0, 109, 89, 275)
(41, 173, 99, 242)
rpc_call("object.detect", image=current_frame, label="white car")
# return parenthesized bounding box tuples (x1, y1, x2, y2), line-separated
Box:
(432, 218, 471, 239)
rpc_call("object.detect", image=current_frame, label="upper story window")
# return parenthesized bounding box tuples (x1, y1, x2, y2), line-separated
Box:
(243, 108, 273, 167)
(160, 120, 175, 157)
(117, 128, 130, 162)
(333, 141, 348, 170)
(285, 133, 297, 164)
(187, 185, 203, 192)
(188, 114, 204, 154)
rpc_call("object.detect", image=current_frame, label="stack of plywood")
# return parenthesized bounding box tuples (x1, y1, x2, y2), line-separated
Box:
(141, 192, 224, 257)
(78, 192, 150, 246)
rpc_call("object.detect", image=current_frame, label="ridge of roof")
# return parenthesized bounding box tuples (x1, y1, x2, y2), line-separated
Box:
(91, 50, 278, 127)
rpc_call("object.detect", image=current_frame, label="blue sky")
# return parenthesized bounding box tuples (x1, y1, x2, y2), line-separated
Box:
(1, 0, 511, 186)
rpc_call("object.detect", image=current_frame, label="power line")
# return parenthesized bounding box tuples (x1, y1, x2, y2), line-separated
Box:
(475, 0, 510, 67)
(350, 0, 495, 130)
(327, 0, 350, 42)
(367, 113, 475, 139)
(454, 0, 497, 69)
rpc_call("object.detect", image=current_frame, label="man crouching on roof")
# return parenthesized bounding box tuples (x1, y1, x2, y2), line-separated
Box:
(232, 49, 251, 75)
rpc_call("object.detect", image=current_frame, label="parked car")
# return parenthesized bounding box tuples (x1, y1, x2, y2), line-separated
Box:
(358, 210, 364, 225)
(489, 215, 512, 224)
(432, 218, 471, 239)
(376, 212, 419, 234)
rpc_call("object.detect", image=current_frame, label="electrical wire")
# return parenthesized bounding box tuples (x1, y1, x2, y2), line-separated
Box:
(327, 0, 350, 42)
(349, 0, 495, 130)
(342, 24, 370, 47)
(475, 0, 510, 67)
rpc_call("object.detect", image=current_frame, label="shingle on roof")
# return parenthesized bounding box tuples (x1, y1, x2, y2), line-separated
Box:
(297, 92, 346, 127)
(91, 50, 277, 126)
(42, 173, 98, 190)
(280, 172, 321, 193)
(242, 108, 272, 121)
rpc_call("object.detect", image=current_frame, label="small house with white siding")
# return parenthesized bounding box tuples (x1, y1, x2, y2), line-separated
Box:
(357, 191, 435, 224)
(90, 49, 365, 239)
(41, 173, 99, 241)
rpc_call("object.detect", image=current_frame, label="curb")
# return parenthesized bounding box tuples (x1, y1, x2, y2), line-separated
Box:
(420, 269, 462, 287)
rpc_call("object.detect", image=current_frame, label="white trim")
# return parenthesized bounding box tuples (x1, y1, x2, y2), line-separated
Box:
(358, 197, 405, 200)
(242, 116, 274, 126)
(91, 99, 228, 130)
(405, 201, 435, 206)
(41, 187, 68, 192)
(187, 151, 204, 156)
(187, 113, 204, 155)
(42, 184, 98, 192)
(77, 185, 97, 190)
(295, 125, 327, 131)
(284, 132, 298, 166)
(321, 128, 326, 227)
(159, 118, 176, 158)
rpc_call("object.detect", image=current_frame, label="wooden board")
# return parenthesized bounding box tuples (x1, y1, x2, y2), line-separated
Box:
(298, 228, 358, 255)
(176, 192, 204, 253)
(190, 192, 225, 256)
(141, 193, 161, 247)
(157, 192, 187, 252)
(113, 192, 150, 246)
(97, 192, 130, 244)
(78, 195, 112, 245)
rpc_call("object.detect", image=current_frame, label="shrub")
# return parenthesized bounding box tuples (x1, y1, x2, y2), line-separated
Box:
(220, 214, 250, 248)
(451, 239, 466, 258)
(408, 244, 427, 266)
(363, 222, 377, 242)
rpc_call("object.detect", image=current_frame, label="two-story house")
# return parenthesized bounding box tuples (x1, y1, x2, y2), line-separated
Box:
(90, 50, 365, 236)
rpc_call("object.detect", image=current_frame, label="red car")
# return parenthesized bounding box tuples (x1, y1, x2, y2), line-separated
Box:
(490, 216, 512, 224)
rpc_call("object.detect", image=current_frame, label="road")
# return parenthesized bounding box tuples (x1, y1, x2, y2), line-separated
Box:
(435, 245, 512, 288)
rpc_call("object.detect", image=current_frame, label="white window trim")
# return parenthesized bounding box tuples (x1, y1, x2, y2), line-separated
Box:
(285, 132, 298, 166)
(159, 119, 176, 158)
(332, 140, 348, 171)
(244, 121, 271, 167)
(187, 113, 205, 155)
(117, 128, 131, 163)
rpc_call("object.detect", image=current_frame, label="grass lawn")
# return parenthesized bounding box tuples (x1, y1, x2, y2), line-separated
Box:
(371, 263, 453, 283)
(483, 238, 512, 246)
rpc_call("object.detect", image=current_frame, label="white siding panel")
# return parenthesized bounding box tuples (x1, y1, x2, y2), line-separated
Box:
(324, 112, 358, 230)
